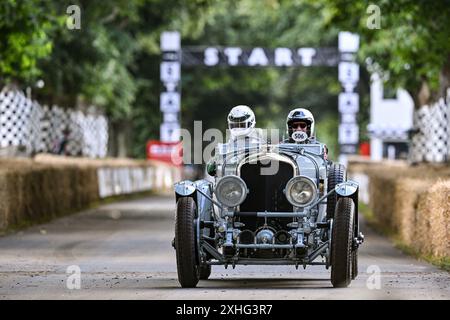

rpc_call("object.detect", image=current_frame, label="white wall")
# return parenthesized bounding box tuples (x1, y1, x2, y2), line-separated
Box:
(368, 74, 414, 160)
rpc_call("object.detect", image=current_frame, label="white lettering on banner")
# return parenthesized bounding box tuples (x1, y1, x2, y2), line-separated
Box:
(339, 62, 359, 83)
(298, 48, 316, 66)
(160, 92, 180, 112)
(339, 92, 359, 113)
(160, 122, 180, 142)
(160, 62, 180, 82)
(224, 47, 242, 66)
(199, 46, 359, 67)
(150, 144, 177, 156)
(274, 48, 293, 66)
(204, 47, 219, 66)
(160, 31, 361, 156)
(339, 123, 359, 144)
(248, 48, 269, 66)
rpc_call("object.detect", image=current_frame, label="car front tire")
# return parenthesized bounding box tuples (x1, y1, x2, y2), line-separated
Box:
(326, 164, 346, 220)
(175, 197, 200, 288)
(331, 197, 354, 288)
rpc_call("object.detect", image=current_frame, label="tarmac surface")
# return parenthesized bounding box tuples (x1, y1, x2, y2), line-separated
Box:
(0, 195, 449, 299)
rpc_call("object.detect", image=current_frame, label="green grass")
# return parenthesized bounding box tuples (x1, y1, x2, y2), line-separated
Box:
(395, 242, 450, 272)
(359, 201, 396, 237)
(359, 201, 450, 273)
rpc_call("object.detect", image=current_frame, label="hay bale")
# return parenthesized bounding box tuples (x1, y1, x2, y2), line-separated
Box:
(0, 172, 9, 230)
(369, 174, 396, 230)
(348, 159, 449, 262)
(0, 154, 179, 231)
(394, 178, 433, 247)
(365, 167, 411, 231)
(0, 158, 101, 231)
(416, 180, 450, 258)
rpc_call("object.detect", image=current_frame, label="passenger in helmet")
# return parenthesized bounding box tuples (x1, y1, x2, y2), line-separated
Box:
(225, 105, 263, 146)
(286, 108, 315, 142)
(207, 105, 263, 176)
(227, 105, 256, 139)
(284, 107, 328, 159)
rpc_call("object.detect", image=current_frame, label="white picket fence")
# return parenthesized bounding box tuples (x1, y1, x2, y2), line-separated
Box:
(0, 87, 108, 157)
(410, 92, 450, 163)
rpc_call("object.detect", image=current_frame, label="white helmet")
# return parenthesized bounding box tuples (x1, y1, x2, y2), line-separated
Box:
(286, 108, 315, 139)
(228, 105, 256, 137)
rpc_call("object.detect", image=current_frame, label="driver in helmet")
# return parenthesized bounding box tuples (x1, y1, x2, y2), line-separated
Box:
(207, 105, 263, 176)
(285, 107, 328, 159)
(227, 105, 262, 145)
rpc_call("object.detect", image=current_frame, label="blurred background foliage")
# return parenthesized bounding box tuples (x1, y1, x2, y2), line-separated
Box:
(0, 0, 448, 159)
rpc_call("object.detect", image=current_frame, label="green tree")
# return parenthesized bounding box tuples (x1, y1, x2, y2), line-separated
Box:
(176, 0, 366, 160)
(1, 0, 362, 158)
(0, 0, 61, 85)
(315, 0, 450, 107)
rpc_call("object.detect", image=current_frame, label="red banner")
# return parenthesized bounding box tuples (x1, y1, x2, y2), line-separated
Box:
(146, 140, 182, 166)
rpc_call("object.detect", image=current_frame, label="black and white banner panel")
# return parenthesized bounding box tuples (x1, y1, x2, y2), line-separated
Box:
(339, 123, 359, 144)
(181, 47, 341, 67)
(160, 62, 180, 82)
(339, 92, 359, 113)
(160, 31, 181, 143)
(160, 92, 180, 113)
(337, 32, 360, 156)
(160, 31, 361, 157)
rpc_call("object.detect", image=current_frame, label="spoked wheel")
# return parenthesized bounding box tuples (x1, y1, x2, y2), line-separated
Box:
(175, 197, 200, 288)
(331, 197, 355, 288)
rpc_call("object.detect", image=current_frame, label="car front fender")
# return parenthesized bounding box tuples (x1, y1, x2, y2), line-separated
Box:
(335, 180, 360, 236)
(174, 180, 197, 199)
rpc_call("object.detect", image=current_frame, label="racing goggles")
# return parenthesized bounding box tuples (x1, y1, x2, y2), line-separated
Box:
(291, 122, 308, 129)
(229, 121, 251, 129)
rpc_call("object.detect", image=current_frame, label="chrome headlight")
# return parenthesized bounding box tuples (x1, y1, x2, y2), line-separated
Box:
(215, 175, 247, 207)
(285, 176, 317, 207)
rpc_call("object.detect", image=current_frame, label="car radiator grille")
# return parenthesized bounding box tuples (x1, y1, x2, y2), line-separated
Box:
(239, 160, 294, 213)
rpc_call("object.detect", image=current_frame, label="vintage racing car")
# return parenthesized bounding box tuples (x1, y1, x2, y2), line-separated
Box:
(172, 140, 364, 288)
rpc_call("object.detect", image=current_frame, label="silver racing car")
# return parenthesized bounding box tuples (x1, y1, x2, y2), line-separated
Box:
(172, 141, 364, 288)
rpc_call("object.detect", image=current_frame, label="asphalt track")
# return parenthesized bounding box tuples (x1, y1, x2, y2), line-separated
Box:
(0, 196, 449, 299)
